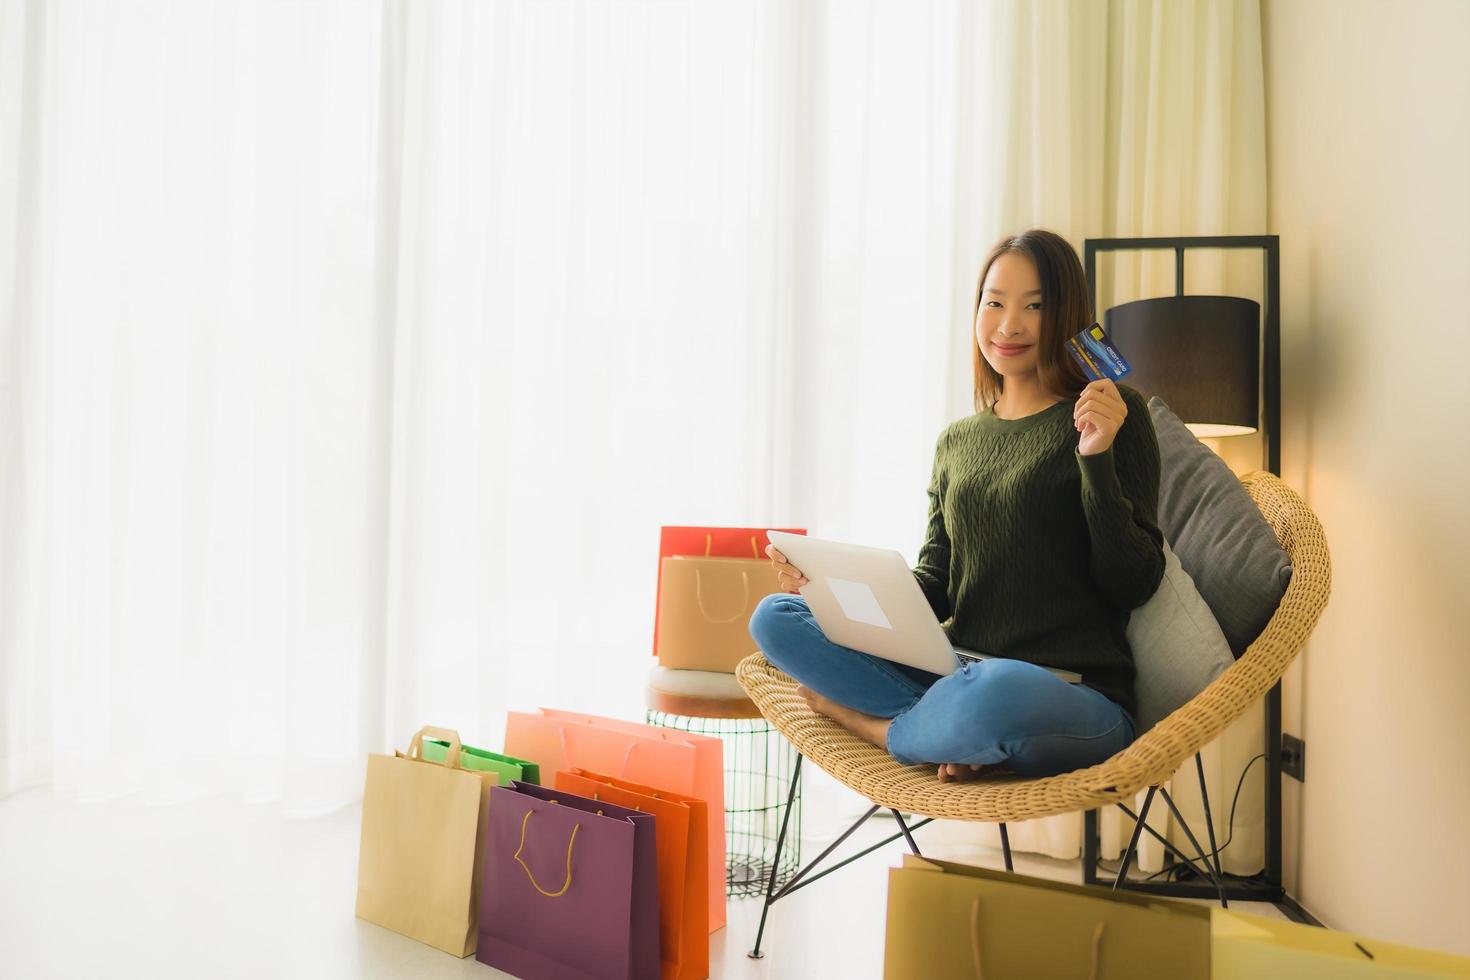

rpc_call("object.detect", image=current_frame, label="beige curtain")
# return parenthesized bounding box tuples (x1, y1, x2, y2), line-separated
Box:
(926, 0, 1271, 877)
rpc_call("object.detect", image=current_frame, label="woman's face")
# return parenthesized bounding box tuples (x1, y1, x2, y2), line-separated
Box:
(975, 251, 1044, 379)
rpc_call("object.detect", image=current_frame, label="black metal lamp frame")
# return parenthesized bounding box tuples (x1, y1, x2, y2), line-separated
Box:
(1083, 235, 1281, 474)
(1080, 235, 1316, 924)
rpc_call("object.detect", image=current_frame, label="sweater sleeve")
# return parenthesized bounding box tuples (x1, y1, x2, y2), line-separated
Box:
(912, 429, 953, 621)
(1074, 387, 1166, 611)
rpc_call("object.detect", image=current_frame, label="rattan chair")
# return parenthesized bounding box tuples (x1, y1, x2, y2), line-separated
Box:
(737, 471, 1331, 957)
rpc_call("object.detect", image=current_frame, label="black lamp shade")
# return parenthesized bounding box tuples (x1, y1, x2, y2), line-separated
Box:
(1103, 295, 1261, 437)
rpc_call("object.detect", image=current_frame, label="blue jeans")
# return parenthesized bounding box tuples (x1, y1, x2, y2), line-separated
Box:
(748, 593, 1135, 778)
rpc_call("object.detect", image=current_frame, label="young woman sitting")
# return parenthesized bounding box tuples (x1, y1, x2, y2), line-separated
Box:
(749, 228, 1164, 783)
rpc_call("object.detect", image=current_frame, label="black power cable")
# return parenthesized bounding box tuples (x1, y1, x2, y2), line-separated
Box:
(1101, 752, 1267, 884)
(1153, 752, 1267, 883)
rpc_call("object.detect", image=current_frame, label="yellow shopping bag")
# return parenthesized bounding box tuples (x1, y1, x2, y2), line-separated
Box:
(884, 854, 1210, 979)
(1212, 909, 1470, 979)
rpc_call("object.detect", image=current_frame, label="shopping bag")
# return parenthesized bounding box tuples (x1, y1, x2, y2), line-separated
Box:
(556, 768, 710, 980)
(1212, 908, 1470, 978)
(504, 710, 698, 794)
(883, 854, 1211, 979)
(477, 781, 660, 980)
(653, 526, 805, 658)
(420, 737, 541, 785)
(505, 709, 727, 933)
(355, 726, 499, 957)
(536, 708, 727, 933)
(656, 555, 787, 672)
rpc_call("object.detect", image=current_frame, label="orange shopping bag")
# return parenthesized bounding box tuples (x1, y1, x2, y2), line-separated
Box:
(509, 708, 727, 934)
(556, 768, 710, 980)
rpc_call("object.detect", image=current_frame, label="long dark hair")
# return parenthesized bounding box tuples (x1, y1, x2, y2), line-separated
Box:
(970, 228, 1093, 411)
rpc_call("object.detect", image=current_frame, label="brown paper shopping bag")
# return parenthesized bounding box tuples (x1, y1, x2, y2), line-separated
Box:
(883, 855, 1211, 980)
(656, 555, 785, 672)
(653, 526, 805, 658)
(354, 726, 499, 957)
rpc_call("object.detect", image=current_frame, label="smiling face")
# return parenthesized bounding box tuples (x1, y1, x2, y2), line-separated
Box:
(975, 251, 1044, 380)
(970, 230, 1095, 411)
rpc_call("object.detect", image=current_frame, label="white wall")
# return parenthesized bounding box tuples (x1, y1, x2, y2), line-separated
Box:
(1262, 0, 1470, 955)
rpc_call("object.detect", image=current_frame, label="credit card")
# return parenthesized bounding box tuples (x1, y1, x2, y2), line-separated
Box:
(1067, 322, 1132, 382)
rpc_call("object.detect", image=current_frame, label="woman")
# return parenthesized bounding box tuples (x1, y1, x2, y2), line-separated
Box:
(748, 228, 1165, 782)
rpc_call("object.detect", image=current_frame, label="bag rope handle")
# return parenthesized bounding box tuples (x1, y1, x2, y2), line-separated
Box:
(970, 898, 985, 979)
(694, 567, 751, 623)
(514, 809, 579, 899)
(1090, 920, 1106, 980)
(702, 533, 760, 558)
(557, 730, 641, 777)
(693, 535, 761, 622)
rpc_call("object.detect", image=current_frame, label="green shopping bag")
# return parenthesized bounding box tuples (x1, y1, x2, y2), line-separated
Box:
(420, 738, 541, 785)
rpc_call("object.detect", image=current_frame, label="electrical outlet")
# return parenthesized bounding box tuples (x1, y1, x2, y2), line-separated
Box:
(1281, 733, 1306, 782)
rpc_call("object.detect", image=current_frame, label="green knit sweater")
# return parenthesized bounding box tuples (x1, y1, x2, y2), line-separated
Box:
(912, 383, 1165, 719)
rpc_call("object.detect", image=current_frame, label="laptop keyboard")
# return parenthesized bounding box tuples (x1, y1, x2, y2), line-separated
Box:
(953, 649, 1083, 684)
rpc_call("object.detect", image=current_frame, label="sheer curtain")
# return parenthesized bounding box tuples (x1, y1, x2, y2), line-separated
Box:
(0, 0, 986, 816)
(0, 0, 389, 811)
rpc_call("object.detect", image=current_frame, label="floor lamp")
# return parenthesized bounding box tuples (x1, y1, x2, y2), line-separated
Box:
(1078, 235, 1316, 925)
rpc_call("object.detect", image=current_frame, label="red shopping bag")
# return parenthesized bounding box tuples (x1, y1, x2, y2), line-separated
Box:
(653, 526, 805, 657)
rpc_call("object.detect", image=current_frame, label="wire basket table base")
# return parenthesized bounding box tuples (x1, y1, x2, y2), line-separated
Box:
(646, 710, 802, 898)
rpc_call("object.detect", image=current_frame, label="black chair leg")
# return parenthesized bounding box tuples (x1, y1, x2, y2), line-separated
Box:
(892, 809, 922, 856)
(998, 822, 1013, 871)
(1114, 786, 1157, 890)
(1159, 786, 1230, 908)
(1195, 752, 1226, 882)
(749, 754, 803, 959)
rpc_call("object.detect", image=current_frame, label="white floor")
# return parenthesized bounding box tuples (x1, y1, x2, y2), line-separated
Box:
(0, 789, 1290, 979)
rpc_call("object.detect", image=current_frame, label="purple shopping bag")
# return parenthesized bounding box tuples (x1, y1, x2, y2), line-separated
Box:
(478, 781, 660, 980)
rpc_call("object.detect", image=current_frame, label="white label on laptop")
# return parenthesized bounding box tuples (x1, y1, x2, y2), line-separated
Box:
(826, 577, 893, 630)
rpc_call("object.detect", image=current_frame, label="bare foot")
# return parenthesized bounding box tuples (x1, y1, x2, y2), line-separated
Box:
(796, 684, 836, 717)
(937, 762, 1015, 783)
(796, 685, 892, 751)
(937, 763, 984, 783)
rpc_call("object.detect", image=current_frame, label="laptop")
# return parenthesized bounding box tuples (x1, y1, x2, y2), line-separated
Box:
(766, 530, 1082, 684)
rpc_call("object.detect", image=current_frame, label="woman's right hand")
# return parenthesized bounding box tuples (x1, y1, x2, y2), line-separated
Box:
(766, 544, 809, 593)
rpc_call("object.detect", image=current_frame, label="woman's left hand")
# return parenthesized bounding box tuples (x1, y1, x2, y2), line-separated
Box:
(1074, 378, 1127, 456)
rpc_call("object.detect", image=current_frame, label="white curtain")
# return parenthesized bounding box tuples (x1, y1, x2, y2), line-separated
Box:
(1, 0, 1271, 878)
(0, 0, 392, 811)
(923, 0, 1271, 877)
(0, 0, 983, 815)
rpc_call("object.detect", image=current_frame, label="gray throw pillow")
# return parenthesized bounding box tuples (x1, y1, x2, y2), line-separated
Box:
(1149, 396, 1293, 657)
(1128, 539, 1235, 732)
